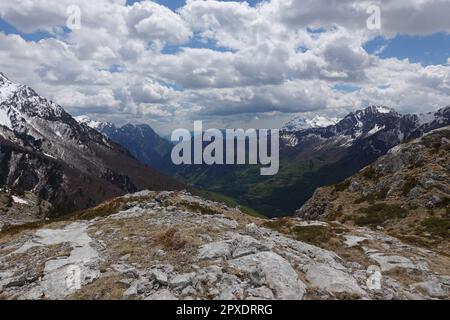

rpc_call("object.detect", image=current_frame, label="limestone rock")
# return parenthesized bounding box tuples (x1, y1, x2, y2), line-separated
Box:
(305, 263, 366, 296)
(146, 289, 178, 300)
(229, 251, 306, 300)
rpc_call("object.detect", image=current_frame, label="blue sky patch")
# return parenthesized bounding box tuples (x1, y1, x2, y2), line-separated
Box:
(162, 34, 237, 54)
(333, 83, 360, 93)
(127, 0, 263, 11)
(0, 17, 52, 42)
(364, 33, 450, 66)
(101, 64, 123, 73)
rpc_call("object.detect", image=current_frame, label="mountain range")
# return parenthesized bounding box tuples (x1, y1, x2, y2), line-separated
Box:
(76, 103, 450, 217)
(0, 72, 448, 300)
(0, 73, 183, 224)
(1, 72, 449, 220)
(162, 106, 450, 216)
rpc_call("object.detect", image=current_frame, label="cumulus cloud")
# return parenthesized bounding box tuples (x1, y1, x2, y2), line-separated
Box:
(0, 0, 448, 134)
(128, 79, 178, 104)
(259, 0, 450, 37)
(127, 1, 192, 46)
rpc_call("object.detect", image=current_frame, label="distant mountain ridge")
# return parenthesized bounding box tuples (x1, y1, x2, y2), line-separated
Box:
(74, 117, 173, 170)
(166, 105, 450, 216)
(281, 105, 450, 146)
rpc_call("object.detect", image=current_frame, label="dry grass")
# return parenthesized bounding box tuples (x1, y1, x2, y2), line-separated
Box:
(72, 194, 156, 221)
(222, 265, 246, 280)
(0, 221, 48, 240)
(154, 227, 188, 251)
(305, 288, 363, 300)
(263, 218, 340, 247)
(327, 240, 373, 268)
(89, 215, 205, 273)
(175, 199, 224, 216)
(384, 267, 425, 287)
(263, 219, 378, 268)
(68, 275, 128, 300)
(352, 203, 408, 227)
(265, 219, 328, 247)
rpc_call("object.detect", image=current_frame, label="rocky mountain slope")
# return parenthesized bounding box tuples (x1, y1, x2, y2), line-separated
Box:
(0, 190, 448, 300)
(0, 73, 183, 223)
(164, 105, 450, 216)
(297, 126, 450, 251)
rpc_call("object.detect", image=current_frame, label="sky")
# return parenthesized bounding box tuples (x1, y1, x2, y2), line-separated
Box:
(0, 0, 449, 134)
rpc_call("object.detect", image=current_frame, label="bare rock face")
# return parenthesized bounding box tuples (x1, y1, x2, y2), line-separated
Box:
(0, 191, 448, 300)
(229, 251, 307, 300)
(304, 263, 365, 296)
(296, 189, 337, 220)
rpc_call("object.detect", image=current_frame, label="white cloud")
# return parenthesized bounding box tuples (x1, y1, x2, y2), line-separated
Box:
(0, 0, 448, 134)
(127, 1, 192, 46)
(129, 79, 177, 103)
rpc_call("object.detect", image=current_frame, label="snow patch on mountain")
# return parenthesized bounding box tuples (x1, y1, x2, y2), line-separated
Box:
(375, 106, 393, 114)
(74, 115, 110, 131)
(417, 112, 440, 125)
(283, 115, 338, 132)
(281, 133, 299, 147)
(0, 77, 19, 104)
(0, 108, 13, 129)
(43, 152, 57, 160)
(363, 106, 397, 115)
(12, 196, 29, 205)
(367, 124, 385, 136)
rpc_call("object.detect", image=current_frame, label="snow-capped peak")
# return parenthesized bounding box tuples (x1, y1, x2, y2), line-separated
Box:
(0, 73, 19, 105)
(374, 106, 394, 114)
(416, 112, 437, 126)
(414, 107, 449, 126)
(283, 115, 338, 132)
(75, 115, 111, 131)
(358, 106, 397, 116)
(0, 72, 66, 122)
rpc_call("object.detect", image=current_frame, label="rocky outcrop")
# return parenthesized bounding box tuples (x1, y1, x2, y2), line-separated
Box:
(0, 191, 448, 300)
(295, 189, 337, 220)
(296, 127, 450, 252)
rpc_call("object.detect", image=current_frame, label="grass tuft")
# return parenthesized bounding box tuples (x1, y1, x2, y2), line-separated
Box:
(421, 217, 450, 237)
(353, 203, 408, 226)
